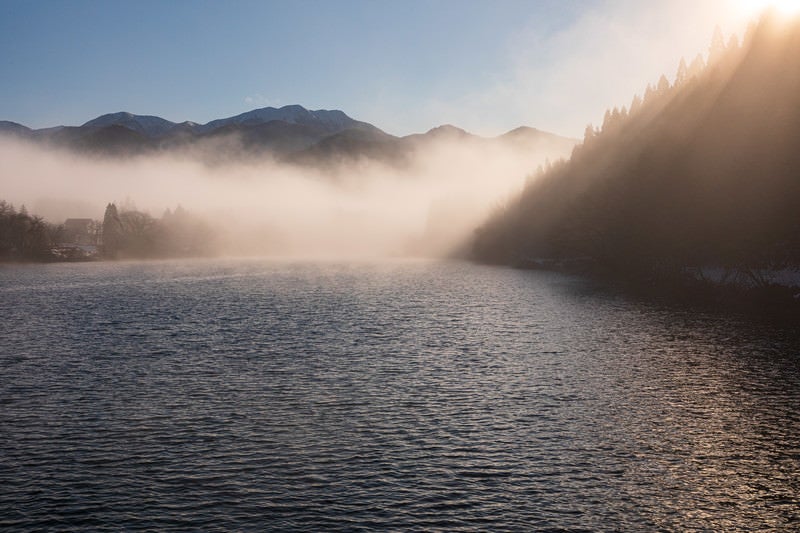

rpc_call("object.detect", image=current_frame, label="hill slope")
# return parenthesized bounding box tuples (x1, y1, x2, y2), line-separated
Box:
(474, 13, 800, 284)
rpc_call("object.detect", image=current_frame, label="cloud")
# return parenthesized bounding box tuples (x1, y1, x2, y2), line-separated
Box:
(417, 0, 753, 137)
(244, 94, 282, 108)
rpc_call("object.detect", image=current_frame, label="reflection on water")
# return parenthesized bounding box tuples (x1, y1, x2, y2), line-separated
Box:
(1, 259, 798, 531)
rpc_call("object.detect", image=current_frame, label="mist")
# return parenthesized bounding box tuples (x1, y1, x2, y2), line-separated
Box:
(0, 133, 573, 259)
(406, 0, 758, 139)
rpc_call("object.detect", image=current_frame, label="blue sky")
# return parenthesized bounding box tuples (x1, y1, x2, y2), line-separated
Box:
(0, 0, 751, 136)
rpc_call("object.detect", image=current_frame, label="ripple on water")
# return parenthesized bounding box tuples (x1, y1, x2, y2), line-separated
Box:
(1, 259, 799, 531)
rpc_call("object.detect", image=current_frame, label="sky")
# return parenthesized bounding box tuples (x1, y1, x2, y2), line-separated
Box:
(0, 0, 761, 137)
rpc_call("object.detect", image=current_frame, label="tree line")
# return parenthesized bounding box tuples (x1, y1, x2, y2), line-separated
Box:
(0, 200, 216, 262)
(0, 201, 54, 261)
(101, 202, 215, 259)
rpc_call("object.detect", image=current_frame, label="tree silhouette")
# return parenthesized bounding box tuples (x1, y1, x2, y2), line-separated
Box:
(708, 25, 726, 65)
(675, 57, 688, 85)
(102, 203, 124, 258)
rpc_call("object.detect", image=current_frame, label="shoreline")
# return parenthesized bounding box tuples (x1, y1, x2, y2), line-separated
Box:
(504, 257, 800, 316)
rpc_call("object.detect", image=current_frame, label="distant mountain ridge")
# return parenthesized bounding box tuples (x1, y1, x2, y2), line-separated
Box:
(198, 105, 372, 133)
(0, 105, 578, 165)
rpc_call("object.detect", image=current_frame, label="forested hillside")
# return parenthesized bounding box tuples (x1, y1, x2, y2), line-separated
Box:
(473, 13, 800, 288)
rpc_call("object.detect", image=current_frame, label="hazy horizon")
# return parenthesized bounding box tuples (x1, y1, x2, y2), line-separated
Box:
(0, 1, 784, 259)
(0, 127, 577, 257)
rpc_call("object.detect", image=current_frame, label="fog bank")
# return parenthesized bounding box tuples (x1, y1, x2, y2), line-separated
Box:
(0, 135, 573, 258)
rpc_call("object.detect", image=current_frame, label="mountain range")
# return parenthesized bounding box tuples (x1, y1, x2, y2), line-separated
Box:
(0, 105, 577, 166)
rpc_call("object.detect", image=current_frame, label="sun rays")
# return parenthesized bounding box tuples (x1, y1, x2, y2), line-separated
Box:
(737, 0, 800, 17)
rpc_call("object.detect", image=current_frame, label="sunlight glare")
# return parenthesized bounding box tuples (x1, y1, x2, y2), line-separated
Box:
(737, 0, 800, 16)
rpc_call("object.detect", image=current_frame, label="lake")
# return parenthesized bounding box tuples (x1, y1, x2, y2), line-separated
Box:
(1, 258, 798, 531)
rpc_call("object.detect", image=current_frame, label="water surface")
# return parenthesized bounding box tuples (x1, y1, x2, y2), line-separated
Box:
(1, 259, 798, 531)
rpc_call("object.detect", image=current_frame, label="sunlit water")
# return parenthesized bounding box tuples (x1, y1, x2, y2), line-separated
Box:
(1, 259, 799, 531)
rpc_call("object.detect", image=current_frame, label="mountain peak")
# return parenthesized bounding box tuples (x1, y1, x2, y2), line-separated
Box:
(425, 124, 471, 137)
(0, 120, 32, 136)
(503, 126, 542, 136)
(82, 112, 177, 138)
(199, 105, 363, 134)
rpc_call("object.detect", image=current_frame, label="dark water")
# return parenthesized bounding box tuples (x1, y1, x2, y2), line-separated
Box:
(1, 259, 799, 531)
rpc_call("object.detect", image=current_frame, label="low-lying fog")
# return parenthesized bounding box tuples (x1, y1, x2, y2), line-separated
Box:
(0, 134, 574, 258)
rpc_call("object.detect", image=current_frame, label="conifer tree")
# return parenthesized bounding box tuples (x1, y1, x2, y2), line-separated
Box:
(708, 25, 726, 65)
(675, 57, 688, 85)
(102, 203, 123, 258)
(630, 94, 642, 114)
(688, 54, 705, 78)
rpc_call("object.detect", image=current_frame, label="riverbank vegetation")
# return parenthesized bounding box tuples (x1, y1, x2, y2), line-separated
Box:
(0, 201, 56, 261)
(0, 200, 215, 262)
